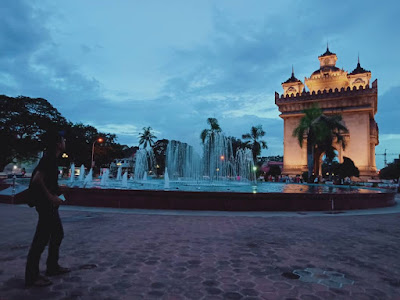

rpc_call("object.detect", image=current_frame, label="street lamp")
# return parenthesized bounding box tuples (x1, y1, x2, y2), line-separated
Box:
(91, 137, 104, 168)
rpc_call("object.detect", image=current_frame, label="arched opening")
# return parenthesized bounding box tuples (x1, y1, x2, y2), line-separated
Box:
(320, 150, 339, 180)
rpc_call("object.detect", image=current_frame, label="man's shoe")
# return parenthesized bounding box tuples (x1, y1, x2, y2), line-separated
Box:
(26, 275, 52, 287)
(46, 266, 71, 276)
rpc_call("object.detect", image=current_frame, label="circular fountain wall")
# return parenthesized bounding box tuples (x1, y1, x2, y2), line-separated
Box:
(59, 179, 396, 211)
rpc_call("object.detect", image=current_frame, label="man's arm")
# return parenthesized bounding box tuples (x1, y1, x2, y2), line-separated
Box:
(31, 171, 63, 206)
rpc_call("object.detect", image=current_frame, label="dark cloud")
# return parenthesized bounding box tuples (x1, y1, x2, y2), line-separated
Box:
(0, 1, 50, 58)
(0, 0, 103, 119)
(0, 0, 398, 158)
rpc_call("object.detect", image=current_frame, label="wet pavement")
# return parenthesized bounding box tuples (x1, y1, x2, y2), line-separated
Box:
(0, 196, 400, 299)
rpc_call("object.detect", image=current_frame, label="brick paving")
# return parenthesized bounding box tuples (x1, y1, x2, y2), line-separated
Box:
(0, 197, 400, 300)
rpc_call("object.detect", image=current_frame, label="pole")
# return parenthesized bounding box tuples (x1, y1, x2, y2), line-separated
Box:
(384, 149, 387, 167)
(91, 141, 96, 168)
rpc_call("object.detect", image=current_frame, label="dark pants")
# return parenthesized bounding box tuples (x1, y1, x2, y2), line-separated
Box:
(25, 207, 64, 285)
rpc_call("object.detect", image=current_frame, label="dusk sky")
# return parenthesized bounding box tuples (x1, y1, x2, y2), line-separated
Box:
(1, 0, 399, 169)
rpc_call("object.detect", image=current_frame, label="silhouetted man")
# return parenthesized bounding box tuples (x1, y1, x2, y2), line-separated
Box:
(25, 130, 70, 287)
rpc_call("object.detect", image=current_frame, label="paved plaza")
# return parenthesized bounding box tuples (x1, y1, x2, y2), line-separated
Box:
(0, 196, 400, 300)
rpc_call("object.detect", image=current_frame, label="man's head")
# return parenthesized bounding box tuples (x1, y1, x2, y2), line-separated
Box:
(43, 129, 66, 157)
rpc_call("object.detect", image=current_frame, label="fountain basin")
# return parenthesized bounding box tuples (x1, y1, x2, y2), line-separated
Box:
(60, 185, 396, 211)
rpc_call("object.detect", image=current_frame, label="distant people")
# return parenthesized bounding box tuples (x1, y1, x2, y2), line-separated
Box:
(25, 130, 70, 287)
(21, 168, 26, 177)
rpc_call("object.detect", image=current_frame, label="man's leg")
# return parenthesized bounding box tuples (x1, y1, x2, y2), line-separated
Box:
(25, 210, 52, 286)
(46, 209, 70, 275)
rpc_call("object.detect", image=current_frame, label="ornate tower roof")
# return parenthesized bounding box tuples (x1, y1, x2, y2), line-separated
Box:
(349, 57, 370, 75)
(318, 45, 336, 57)
(348, 56, 371, 88)
(305, 46, 347, 92)
(281, 66, 304, 96)
(282, 66, 302, 84)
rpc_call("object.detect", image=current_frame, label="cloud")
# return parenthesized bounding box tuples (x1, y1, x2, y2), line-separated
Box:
(0, 0, 398, 166)
(0, 1, 104, 119)
(94, 124, 140, 137)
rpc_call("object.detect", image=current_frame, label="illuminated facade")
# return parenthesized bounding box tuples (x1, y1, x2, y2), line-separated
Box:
(275, 47, 379, 178)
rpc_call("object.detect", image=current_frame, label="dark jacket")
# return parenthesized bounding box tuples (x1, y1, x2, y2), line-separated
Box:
(28, 154, 60, 208)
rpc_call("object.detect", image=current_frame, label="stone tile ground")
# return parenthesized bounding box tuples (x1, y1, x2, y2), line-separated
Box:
(0, 199, 400, 299)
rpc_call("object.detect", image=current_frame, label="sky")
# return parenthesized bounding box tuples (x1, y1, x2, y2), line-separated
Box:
(1, 0, 399, 169)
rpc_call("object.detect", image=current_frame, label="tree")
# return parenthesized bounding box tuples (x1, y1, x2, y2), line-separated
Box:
(122, 146, 139, 158)
(64, 123, 125, 170)
(333, 157, 360, 179)
(0, 94, 138, 173)
(229, 137, 250, 157)
(138, 127, 157, 149)
(242, 125, 268, 162)
(152, 139, 169, 176)
(379, 161, 400, 180)
(293, 104, 348, 181)
(267, 164, 281, 177)
(200, 118, 221, 144)
(0, 95, 67, 171)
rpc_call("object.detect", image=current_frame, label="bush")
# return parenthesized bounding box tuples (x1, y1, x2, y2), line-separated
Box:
(333, 157, 359, 179)
(379, 162, 400, 180)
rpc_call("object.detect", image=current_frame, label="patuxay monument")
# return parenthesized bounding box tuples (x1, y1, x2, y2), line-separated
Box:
(275, 46, 379, 179)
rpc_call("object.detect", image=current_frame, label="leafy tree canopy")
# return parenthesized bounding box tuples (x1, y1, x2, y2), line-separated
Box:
(200, 118, 222, 144)
(333, 157, 360, 179)
(0, 95, 67, 170)
(242, 125, 268, 162)
(379, 161, 400, 180)
(139, 126, 157, 149)
(293, 104, 348, 180)
(152, 139, 169, 175)
(0, 95, 131, 171)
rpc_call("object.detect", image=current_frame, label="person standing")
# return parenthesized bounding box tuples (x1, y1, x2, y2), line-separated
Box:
(25, 130, 70, 287)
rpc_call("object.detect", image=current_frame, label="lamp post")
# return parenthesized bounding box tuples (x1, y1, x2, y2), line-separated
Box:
(91, 138, 104, 168)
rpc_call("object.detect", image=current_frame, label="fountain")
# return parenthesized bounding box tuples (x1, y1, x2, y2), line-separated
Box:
(56, 133, 395, 211)
(116, 166, 122, 180)
(165, 135, 255, 183)
(69, 163, 75, 183)
(134, 148, 155, 180)
(164, 167, 170, 189)
(122, 172, 128, 188)
(84, 168, 92, 185)
(100, 169, 109, 186)
(165, 140, 202, 180)
(79, 165, 85, 181)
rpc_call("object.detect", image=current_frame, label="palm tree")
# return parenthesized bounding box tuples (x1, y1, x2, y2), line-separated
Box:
(200, 118, 222, 144)
(293, 105, 348, 181)
(138, 127, 157, 149)
(242, 125, 268, 162)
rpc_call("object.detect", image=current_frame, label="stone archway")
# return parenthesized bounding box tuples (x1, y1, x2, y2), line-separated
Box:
(319, 150, 340, 178)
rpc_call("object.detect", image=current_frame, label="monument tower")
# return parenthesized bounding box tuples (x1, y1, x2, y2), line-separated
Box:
(275, 47, 379, 179)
